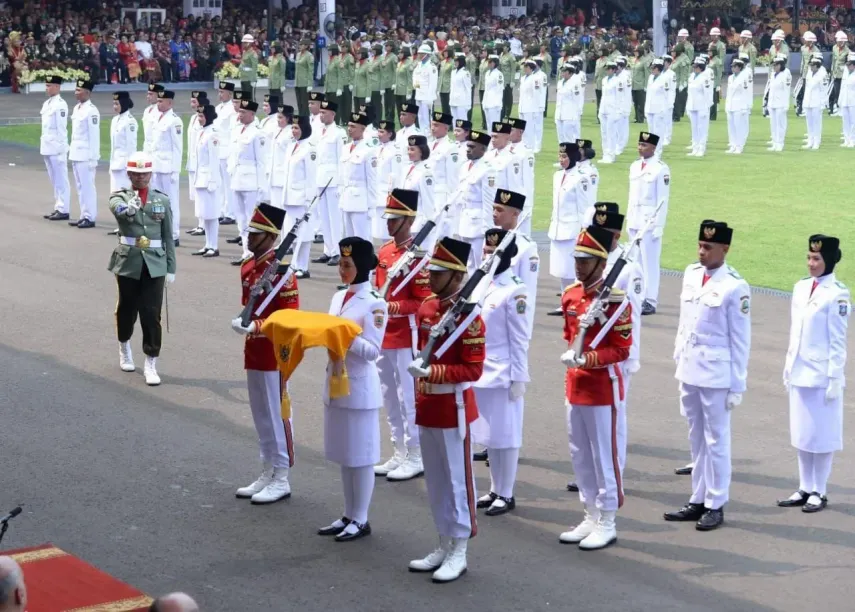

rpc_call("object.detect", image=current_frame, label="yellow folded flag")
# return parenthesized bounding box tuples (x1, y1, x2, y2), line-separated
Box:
(261, 310, 363, 419)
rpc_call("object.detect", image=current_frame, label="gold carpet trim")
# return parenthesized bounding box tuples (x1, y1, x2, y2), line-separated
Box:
(9, 547, 68, 564)
(66, 595, 154, 611)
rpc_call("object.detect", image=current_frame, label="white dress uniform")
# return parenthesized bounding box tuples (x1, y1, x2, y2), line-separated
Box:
(185, 112, 202, 204)
(150, 108, 183, 239)
(340, 139, 378, 238)
(396, 123, 422, 157)
(598, 74, 621, 162)
(413, 59, 439, 129)
(228, 121, 266, 259)
(626, 156, 670, 307)
(518, 69, 547, 152)
(510, 233, 540, 336)
(840, 63, 855, 147)
(686, 69, 713, 156)
(325, 281, 388, 527)
(214, 99, 236, 219)
(449, 67, 473, 126)
(615, 68, 633, 155)
(556, 72, 584, 143)
(268, 124, 295, 211)
(193, 125, 221, 251)
(576, 158, 599, 211)
(428, 136, 459, 237)
(281, 138, 317, 271)
(482, 67, 504, 129)
(644, 72, 670, 156)
(472, 270, 530, 503)
(40, 93, 70, 215)
(141, 103, 158, 153)
(486, 145, 522, 196)
(315, 122, 347, 258)
(455, 157, 496, 273)
(69, 99, 101, 223)
(674, 261, 751, 511)
(767, 67, 792, 151)
(397, 160, 435, 239)
(109, 111, 138, 192)
(663, 66, 677, 145)
(725, 68, 753, 153)
(508, 140, 535, 235)
(548, 167, 589, 283)
(373, 141, 403, 240)
(804, 65, 830, 149)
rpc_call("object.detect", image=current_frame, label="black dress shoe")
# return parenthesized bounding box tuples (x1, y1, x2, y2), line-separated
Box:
(68, 219, 80, 226)
(46, 211, 70, 221)
(473, 449, 488, 462)
(477, 492, 497, 509)
(107, 228, 119, 235)
(226, 236, 242, 244)
(313, 234, 324, 244)
(777, 490, 810, 507)
(674, 465, 693, 476)
(327, 255, 341, 266)
(312, 254, 332, 264)
(566, 481, 579, 492)
(334, 521, 371, 542)
(802, 493, 828, 513)
(173, 239, 180, 247)
(696, 508, 724, 531)
(547, 307, 564, 316)
(485, 496, 515, 516)
(192, 248, 208, 256)
(220, 217, 236, 225)
(318, 517, 351, 536)
(641, 300, 657, 315)
(295, 270, 311, 279)
(77, 218, 96, 229)
(202, 249, 220, 258)
(664, 502, 705, 522)
(231, 257, 245, 266)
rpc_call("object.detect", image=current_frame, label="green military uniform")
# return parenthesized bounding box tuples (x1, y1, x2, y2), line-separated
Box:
(109, 187, 176, 358)
(594, 55, 608, 117)
(395, 54, 413, 119)
(324, 48, 342, 120)
(439, 56, 453, 115)
(831, 42, 850, 113)
(354, 56, 371, 110)
(342, 51, 355, 123)
(268, 53, 285, 93)
(708, 54, 723, 120)
(711, 40, 726, 66)
(795, 43, 818, 115)
(239, 49, 259, 99)
(294, 46, 314, 116)
(672, 49, 691, 120)
(770, 41, 790, 62)
(681, 41, 694, 63)
(630, 54, 650, 123)
(478, 56, 489, 129)
(738, 42, 757, 75)
(382, 49, 397, 124)
(466, 51, 477, 122)
(368, 49, 383, 127)
(500, 48, 516, 118)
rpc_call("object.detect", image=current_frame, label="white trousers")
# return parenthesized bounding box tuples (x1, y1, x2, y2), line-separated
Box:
(533, 113, 545, 152)
(343, 210, 371, 239)
(109, 169, 131, 193)
(246, 369, 293, 469)
(688, 110, 710, 152)
(461, 235, 484, 277)
(680, 383, 731, 509)
(599, 114, 621, 157)
(233, 190, 259, 259)
(769, 107, 788, 148)
(417, 101, 432, 131)
(664, 106, 675, 142)
(187, 170, 196, 202)
(71, 161, 97, 221)
(842, 106, 855, 144)
(318, 186, 342, 257)
(646, 112, 667, 155)
(627, 230, 662, 306)
(555, 119, 580, 144)
(420, 425, 477, 539)
(484, 107, 501, 131)
(451, 106, 470, 126)
(726, 110, 750, 149)
(617, 365, 634, 473)
(152, 172, 180, 239)
(377, 348, 419, 448)
(219, 158, 235, 218)
(615, 113, 630, 154)
(283, 205, 312, 271)
(567, 402, 624, 512)
(44, 154, 70, 213)
(520, 112, 539, 150)
(805, 107, 823, 147)
(269, 186, 284, 210)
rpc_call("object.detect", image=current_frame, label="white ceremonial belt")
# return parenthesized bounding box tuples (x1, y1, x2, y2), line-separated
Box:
(422, 382, 471, 394)
(687, 332, 729, 347)
(121, 236, 162, 248)
(237, 160, 256, 166)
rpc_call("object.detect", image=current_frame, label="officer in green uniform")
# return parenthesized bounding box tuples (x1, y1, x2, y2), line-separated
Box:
(500, 43, 517, 119)
(268, 44, 285, 97)
(672, 43, 691, 121)
(797, 35, 819, 116)
(294, 38, 314, 116)
(464, 42, 478, 122)
(709, 31, 726, 69)
(368, 44, 384, 126)
(325, 44, 342, 117)
(383, 41, 397, 124)
(539, 43, 552, 83)
(108, 152, 176, 387)
(478, 47, 490, 128)
(354, 48, 371, 112)
(630, 45, 651, 123)
(394, 46, 413, 118)
(342, 45, 355, 124)
(738, 32, 757, 76)
(438, 48, 454, 115)
(239, 39, 259, 99)
(594, 46, 609, 121)
(831, 34, 851, 115)
(707, 45, 723, 120)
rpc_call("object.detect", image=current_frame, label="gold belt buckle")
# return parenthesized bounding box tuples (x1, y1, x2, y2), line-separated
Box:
(135, 236, 151, 249)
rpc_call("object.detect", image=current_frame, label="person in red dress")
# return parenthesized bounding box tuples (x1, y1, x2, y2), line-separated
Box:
(230, 203, 299, 505)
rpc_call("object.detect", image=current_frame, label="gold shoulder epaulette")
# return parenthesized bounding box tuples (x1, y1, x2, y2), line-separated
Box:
(562, 281, 581, 294)
(608, 288, 626, 302)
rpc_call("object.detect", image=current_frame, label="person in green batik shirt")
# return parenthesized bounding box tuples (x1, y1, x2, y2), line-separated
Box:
(382, 41, 398, 124)
(594, 46, 610, 121)
(438, 47, 454, 115)
(707, 45, 723, 121)
(294, 38, 314, 116)
(708, 27, 726, 68)
(354, 47, 371, 112)
(394, 46, 414, 119)
(672, 42, 691, 121)
(239, 34, 259, 99)
(464, 42, 477, 122)
(268, 43, 285, 98)
(738, 31, 757, 77)
(341, 44, 356, 124)
(500, 43, 516, 119)
(630, 45, 651, 123)
(478, 47, 490, 129)
(368, 44, 384, 127)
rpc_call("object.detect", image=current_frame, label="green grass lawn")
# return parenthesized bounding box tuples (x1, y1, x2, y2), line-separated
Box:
(2, 103, 852, 291)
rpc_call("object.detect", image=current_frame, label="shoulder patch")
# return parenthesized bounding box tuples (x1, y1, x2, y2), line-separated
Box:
(839, 300, 849, 317)
(515, 294, 527, 314)
(92, 116, 98, 125)
(129, 124, 136, 131)
(740, 295, 750, 314)
(373, 308, 385, 328)
(60, 110, 66, 117)
(175, 124, 182, 135)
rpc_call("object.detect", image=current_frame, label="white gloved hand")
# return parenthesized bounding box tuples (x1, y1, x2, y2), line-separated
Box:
(560, 349, 577, 367)
(171, 172, 179, 183)
(365, 97, 371, 103)
(166, 273, 176, 284)
(336, 89, 343, 96)
(407, 357, 431, 378)
(125, 201, 140, 216)
(89, 160, 98, 170)
(826, 378, 843, 401)
(230, 317, 257, 335)
(652, 226, 664, 239)
(391, 85, 396, 93)
(307, 86, 313, 92)
(725, 392, 743, 410)
(509, 381, 526, 400)
(208, 182, 217, 192)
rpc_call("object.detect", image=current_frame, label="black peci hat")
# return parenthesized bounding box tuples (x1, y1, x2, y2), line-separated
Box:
(431, 111, 453, 125)
(468, 130, 491, 147)
(494, 189, 525, 211)
(508, 117, 527, 130)
(699, 220, 733, 245)
(590, 210, 624, 232)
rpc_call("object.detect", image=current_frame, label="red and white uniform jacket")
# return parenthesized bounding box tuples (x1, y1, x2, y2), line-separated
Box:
(374, 238, 432, 351)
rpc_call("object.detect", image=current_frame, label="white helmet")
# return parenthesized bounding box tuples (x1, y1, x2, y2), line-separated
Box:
(803, 31, 817, 42)
(242, 34, 254, 44)
(417, 43, 432, 54)
(772, 30, 785, 41)
(709, 27, 721, 36)
(678, 28, 689, 37)
(740, 30, 752, 38)
(835, 31, 849, 42)
(126, 152, 154, 174)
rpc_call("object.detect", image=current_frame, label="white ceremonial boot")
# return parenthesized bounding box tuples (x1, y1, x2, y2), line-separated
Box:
(374, 447, 406, 476)
(432, 537, 468, 583)
(144, 356, 161, 386)
(725, 145, 735, 154)
(578, 510, 617, 550)
(685, 143, 694, 150)
(559, 506, 600, 543)
(251, 467, 291, 504)
(236, 464, 274, 498)
(119, 342, 135, 372)
(387, 446, 424, 481)
(408, 536, 451, 572)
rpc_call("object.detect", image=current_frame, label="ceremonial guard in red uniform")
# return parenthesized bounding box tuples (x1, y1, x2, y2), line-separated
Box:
(373, 189, 433, 481)
(407, 237, 485, 583)
(558, 225, 632, 550)
(230, 203, 299, 504)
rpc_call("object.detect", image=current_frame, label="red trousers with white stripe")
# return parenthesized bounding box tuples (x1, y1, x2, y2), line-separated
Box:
(246, 370, 294, 469)
(566, 402, 624, 512)
(419, 426, 478, 539)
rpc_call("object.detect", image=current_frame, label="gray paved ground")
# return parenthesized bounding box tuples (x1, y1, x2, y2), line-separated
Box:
(1, 136, 854, 611)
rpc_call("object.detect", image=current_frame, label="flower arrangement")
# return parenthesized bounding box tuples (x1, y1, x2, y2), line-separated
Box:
(215, 61, 270, 80)
(19, 67, 89, 85)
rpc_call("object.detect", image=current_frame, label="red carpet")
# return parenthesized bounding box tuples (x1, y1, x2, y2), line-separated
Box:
(2, 543, 152, 611)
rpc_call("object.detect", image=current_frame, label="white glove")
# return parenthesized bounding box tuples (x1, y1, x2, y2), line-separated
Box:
(166, 273, 176, 284)
(826, 378, 843, 401)
(652, 226, 664, 239)
(725, 392, 742, 411)
(207, 182, 217, 192)
(336, 89, 343, 96)
(509, 382, 526, 400)
(407, 357, 431, 378)
(125, 201, 140, 216)
(560, 349, 578, 367)
(89, 160, 98, 170)
(391, 85, 396, 93)
(307, 86, 313, 92)
(171, 172, 179, 183)
(366, 97, 371, 103)
(230, 317, 257, 335)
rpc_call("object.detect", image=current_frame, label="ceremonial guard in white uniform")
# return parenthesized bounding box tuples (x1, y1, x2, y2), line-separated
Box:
(767, 55, 792, 152)
(803, 54, 830, 150)
(109, 92, 138, 192)
(666, 220, 750, 531)
(259, 93, 282, 181)
(555, 63, 583, 144)
(486, 121, 521, 195)
(214, 81, 237, 224)
(449, 55, 473, 126)
(40, 75, 71, 221)
(267, 104, 295, 213)
(614, 57, 633, 156)
(482, 55, 504, 129)
(472, 224, 530, 517)
(685, 57, 713, 157)
(598, 60, 620, 163)
(427, 111, 459, 235)
(191, 104, 221, 257)
(397, 134, 435, 240)
(373, 120, 403, 241)
(396, 103, 422, 156)
(626, 132, 670, 315)
(312, 101, 347, 266)
(840, 54, 855, 147)
(493, 191, 539, 334)
(644, 59, 669, 157)
(778, 235, 849, 513)
(319, 238, 387, 542)
(413, 45, 439, 129)
(454, 130, 496, 273)
(548, 142, 588, 307)
(725, 56, 752, 154)
(518, 60, 547, 152)
(507, 118, 535, 236)
(340, 112, 378, 239)
(662, 56, 677, 146)
(453, 119, 472, 170)
(356, 102, 379, 142)
(575, 139, 599, 211)
(150, 90, 183, 241)
(228, 98, 266, 263)
(281, 116, 317, 276)
(142, 83, 162, 154)
(185, 91, 207, 235)
(68, 77, 100, 228)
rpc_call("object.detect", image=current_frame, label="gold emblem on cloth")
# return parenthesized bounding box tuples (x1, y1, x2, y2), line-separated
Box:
(703, 227, 716, 240)
(136, 236, 151, 248)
